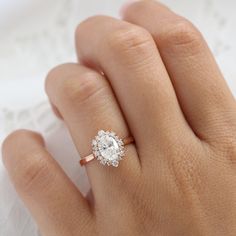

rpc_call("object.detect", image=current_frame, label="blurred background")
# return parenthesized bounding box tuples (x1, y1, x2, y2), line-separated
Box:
(0, 0, 236, 235)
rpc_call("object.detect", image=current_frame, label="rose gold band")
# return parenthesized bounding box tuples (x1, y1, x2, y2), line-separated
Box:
(79, 136, 134, 166)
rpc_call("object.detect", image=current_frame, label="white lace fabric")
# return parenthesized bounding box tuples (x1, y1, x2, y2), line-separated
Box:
(0, 0, 236, 235)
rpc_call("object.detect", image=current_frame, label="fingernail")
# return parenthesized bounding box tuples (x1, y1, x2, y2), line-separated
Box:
(119, 0, 140, 18)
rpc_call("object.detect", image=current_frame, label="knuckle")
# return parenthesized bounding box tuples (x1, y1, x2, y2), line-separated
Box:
(204, 112, 236, 163)
(2, 130, 25, 152)
(45, 63, 76, 92)
(168, 142, 203, 192)
(2, 130, 41, 160)
(3, 129, 29, 144)
(2, 129, 52, 194)
(17, 150, 52, 193)
(107, 25, 153, 54)
(161, 19, 204, 55)
(61, 71, 104, 106)
(212, 129, 236, 163)
(75, 15, 103, 36)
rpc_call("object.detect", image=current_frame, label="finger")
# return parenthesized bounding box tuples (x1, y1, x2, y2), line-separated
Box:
(75, 15, 194, 159)
(121, 0, 236, 141)
(45, 63, 140, 195)
(2, 130, 93, 236)
(50, 101, 63, 119)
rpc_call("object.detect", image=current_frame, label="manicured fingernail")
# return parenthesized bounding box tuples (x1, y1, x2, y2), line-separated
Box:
(120, 0, 140, 18)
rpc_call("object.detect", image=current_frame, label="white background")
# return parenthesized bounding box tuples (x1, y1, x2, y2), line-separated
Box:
(0, 0, 236, 235)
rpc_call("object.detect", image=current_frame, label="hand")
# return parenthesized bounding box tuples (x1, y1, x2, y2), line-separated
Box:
(3, 1, 236, 235)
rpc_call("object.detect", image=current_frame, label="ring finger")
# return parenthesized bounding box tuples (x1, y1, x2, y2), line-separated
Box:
(45, 63, 140, 197)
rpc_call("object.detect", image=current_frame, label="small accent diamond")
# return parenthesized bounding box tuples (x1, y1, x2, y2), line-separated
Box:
(92, 140, 97, 146)
(98, 130, 105, 136)
(112, 160, 119, 167)
(101, 159, 107, 165)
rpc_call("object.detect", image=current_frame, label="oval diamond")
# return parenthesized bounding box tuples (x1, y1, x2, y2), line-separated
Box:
(99, 135, 120, 161)
(92, 130, 125, 167)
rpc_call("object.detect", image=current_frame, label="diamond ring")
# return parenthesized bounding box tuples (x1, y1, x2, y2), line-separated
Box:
(80, 130, 134, 167)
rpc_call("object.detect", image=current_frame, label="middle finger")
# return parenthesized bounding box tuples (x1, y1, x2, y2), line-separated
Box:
(76, 16, 194, 164)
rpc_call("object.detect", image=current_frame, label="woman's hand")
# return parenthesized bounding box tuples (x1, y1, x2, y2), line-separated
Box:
(2, 1, 236, 235)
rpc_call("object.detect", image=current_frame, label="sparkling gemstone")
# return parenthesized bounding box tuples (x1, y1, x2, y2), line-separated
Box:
(92, 130, 125, 167)
(112, 160, 119, 167)
(94, 151, 100, 157)
(98, 135, 120, 161)
(101, 159, 107, 165)
(98, 130, 105, 136)
(118, 140, 124, 145)
(92, 140, 97, 146)
(120, 150, 125, 156)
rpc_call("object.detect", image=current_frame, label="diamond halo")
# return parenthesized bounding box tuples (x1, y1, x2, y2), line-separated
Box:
(92, 130, 125, 167)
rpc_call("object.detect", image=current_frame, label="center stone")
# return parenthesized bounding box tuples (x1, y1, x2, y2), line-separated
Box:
(99, 135, 120, 161)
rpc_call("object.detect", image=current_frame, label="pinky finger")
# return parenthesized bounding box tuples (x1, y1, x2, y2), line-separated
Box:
(2, 130, 94, 236)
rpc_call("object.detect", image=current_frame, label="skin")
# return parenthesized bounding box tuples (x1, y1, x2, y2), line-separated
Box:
(2, 1, 236, 235)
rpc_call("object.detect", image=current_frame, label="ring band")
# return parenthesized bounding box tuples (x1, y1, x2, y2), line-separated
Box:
(80, 130, 134, 167)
